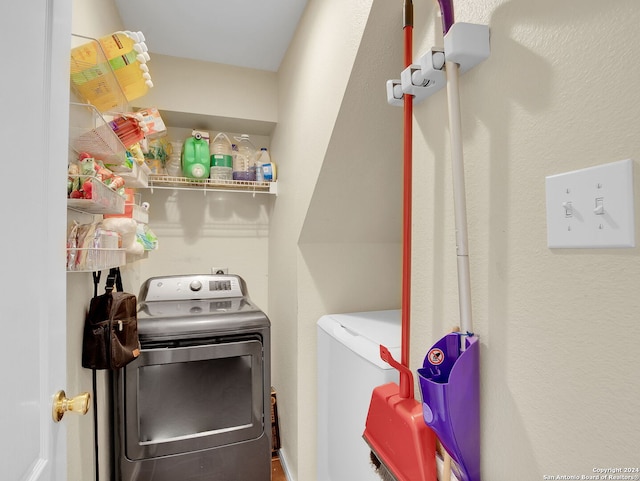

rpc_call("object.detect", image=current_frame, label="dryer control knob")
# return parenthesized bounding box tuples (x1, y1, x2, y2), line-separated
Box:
(189, 280, 203, 292)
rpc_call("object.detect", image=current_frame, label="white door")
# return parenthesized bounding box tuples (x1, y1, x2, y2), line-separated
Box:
(0, 0, 72, 480)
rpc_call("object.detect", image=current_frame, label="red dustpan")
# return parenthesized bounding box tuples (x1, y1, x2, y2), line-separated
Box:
(364, 348, 437, 481)
(363, 1, 436, 479)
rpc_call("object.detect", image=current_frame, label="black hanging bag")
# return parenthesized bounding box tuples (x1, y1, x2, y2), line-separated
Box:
(82, 268, 140, 370)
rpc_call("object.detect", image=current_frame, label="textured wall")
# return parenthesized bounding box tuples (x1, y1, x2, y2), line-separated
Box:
(410, 0, 640, 478)
(273, 0, 640, 479)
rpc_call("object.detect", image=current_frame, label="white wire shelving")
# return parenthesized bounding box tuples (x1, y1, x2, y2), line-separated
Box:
(147, 175, 278, 195)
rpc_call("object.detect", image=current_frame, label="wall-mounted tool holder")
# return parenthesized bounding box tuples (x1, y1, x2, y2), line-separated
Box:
(386, 22, 490, 106)
(444, 22, 490, 74)
(400, 50, 446, 103)
(386, 79, 404, 107)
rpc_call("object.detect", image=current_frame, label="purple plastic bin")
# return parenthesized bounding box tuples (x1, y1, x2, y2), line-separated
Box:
(417, 333, 480, 481)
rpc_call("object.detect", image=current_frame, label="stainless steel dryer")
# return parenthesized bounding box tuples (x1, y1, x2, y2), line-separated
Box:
(112, 274, 271, 481)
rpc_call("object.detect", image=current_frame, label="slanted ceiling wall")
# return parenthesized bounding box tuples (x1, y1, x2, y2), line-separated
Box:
(268, 0, 406, 478)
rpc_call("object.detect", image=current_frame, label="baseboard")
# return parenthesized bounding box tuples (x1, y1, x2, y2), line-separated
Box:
(277, 448, 294, 481)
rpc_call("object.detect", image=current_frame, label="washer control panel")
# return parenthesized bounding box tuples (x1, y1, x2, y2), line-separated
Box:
(140, 274, 245, 302)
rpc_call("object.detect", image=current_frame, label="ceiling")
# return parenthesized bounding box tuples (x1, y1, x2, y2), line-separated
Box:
(114, 0, 309, 72)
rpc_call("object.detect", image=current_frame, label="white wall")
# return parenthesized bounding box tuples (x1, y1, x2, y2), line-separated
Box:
(133, 126, 273, 314)
(131, 55, 277, 317)
(135, 54, 278, 130)
(269, 0, 399, 478)
(412, 0, 640, 476)
(271, 0, 640, 480)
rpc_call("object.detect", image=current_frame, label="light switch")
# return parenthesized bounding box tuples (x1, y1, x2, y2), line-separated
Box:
(563, 201, 573, 217)
(594, 198, 604, 215)
(545, 159, 635, 248)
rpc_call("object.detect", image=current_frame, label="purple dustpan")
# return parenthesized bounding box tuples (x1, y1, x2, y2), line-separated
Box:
(417, 333, 480, 481)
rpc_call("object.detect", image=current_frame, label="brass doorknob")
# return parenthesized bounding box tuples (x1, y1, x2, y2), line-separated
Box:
(52, 390, 90, 422)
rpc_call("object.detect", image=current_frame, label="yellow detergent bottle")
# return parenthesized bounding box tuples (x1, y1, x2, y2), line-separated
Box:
(103, 32, 153, 102)
(70, 31, 153, 108)
(97, 31, 135, 61)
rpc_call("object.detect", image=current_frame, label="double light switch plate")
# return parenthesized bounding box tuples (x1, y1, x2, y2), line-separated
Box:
(545, 159, 635, 248)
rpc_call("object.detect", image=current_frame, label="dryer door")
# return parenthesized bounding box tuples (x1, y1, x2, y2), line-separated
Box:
(122, 336, 264, 460)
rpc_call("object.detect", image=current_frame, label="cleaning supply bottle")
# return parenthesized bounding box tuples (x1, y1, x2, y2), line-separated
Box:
(258, 148, 277, 181)
(210, 132, 233, 181)
(181, 132, 210, 179)
(233, 134, 257, 181)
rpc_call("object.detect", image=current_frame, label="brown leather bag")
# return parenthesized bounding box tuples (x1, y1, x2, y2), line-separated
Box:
(82, 268, 140, 370)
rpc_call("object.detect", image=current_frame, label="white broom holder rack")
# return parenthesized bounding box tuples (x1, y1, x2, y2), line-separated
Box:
(386, 22, 490, 106)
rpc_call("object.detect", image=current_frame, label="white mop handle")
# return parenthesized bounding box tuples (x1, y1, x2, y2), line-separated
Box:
(445, 60, 474, 337)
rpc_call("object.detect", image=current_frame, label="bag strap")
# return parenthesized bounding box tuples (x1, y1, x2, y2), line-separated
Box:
(91, 270, 102, 481)
(105, 267, 123, 293)
(88, 266, 126, 481)
(93, 267, 124, 296)
(89, 267, 121, 481)
(92, 271, 101, 298)
(91, 370, 100, 481)
(115, 267, 123, 292)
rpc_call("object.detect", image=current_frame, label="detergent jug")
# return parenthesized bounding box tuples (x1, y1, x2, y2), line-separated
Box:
(181, 133, 210, 179)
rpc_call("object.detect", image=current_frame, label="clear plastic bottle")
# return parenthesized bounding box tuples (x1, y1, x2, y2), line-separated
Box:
(255, 164, 264, 182)
(255, 147, 270, 182)
(233, 134, 257, 181)
(165, 140, 183, 176)
(209, 132, 233, 181)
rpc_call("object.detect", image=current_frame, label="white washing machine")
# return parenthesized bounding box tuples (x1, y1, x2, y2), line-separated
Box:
(317, 309, 401, 481)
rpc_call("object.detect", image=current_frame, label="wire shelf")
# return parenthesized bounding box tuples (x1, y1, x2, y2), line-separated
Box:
(67, 175, 126, 214)
(66, 247, 126, 272)
(147, 175, 278, 195)
(69, 102, 129, 167)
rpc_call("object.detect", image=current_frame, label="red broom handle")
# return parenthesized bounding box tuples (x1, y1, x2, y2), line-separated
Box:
(400, 8, 413, 398)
